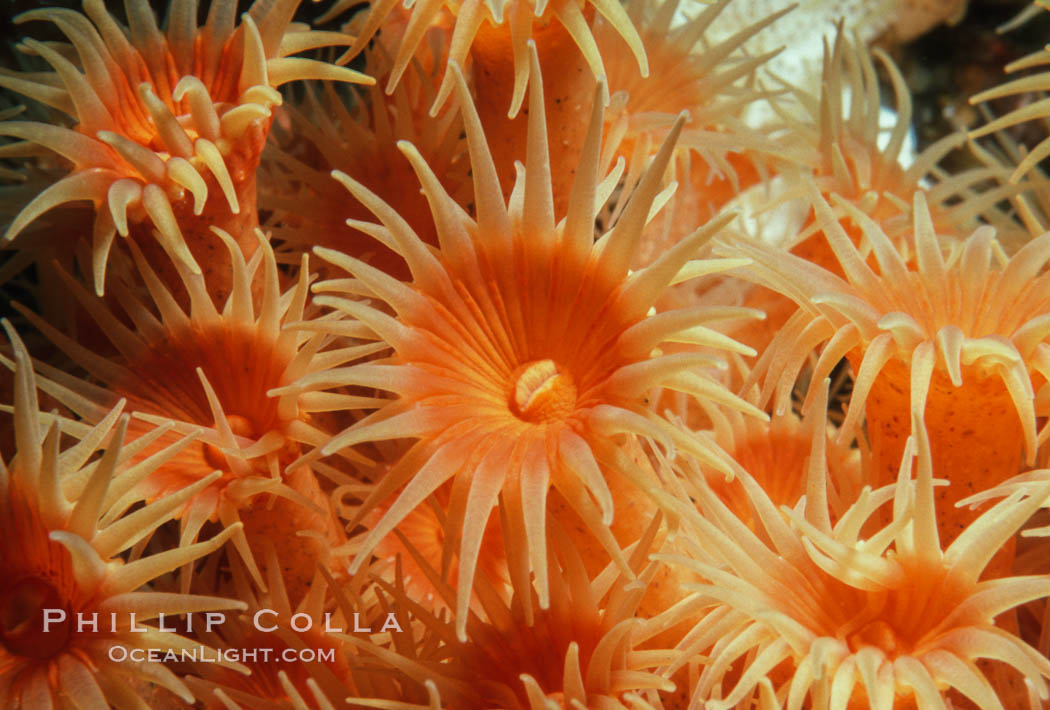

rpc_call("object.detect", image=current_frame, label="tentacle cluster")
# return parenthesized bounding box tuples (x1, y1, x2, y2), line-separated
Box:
(659, 417, 1050, 709)
(262, 53, 468, 280)
(738, 189, 1050, 463)
(5, 233, 368, 593)
(345, 516, 673, 709)
(0, 0, 370, 293)
(0, 326, 246, 709)
(326, 0, 649, 114)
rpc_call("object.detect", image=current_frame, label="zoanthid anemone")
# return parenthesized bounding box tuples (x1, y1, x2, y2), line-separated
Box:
(636, 379, 863, 668)
(287, 46, 759, 639)
(342, 1, 455, 80)
(775, 30, 994, 242)
(184, 547, 359, 709)
(238, 462, 353, 606)
(725, 29, 1017, 357)
(963, 120, 1050, 254)
(675, 0, 959, 103)
(262, 56, 468, 281)
(0, 324, 247, 709)
(730, 187, 1050, 554)
(655, 415, 1050, 710)
(599, 0, 789, 268)
(345, 515, 674, 709)
(960, 468, 1050, 659)
(0, 0, 371, 298)
(7, 233, 377, 596)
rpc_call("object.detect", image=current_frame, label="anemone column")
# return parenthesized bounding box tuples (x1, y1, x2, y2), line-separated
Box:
(471, 12, 598, 217)
(126, 111, 270, 305)
(859, 355, 1033, 547)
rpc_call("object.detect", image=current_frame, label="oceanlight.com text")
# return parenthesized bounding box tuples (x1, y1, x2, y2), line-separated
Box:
(107, 646, 337, 664)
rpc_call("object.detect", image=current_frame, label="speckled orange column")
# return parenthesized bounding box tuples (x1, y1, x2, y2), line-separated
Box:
(856, 353, 1026, 574)
(240, 464, 349, 607)
(470, 12, 596, 218)
(125, 119, 267, 305)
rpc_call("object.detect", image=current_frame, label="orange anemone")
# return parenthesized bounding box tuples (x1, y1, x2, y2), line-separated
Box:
(0, 0, 370, 297)
(346, 517, 673, 709)
(324, 0, 647, 107)
(600, 0, 787, 269)
(10, 233, 374, 593)
(262, 55, 468, 282)
(0, 325, 246, 709)
(288, 48, 756, 638)
(659, 416, 1050, 709)
(733, 188, 1050, 553)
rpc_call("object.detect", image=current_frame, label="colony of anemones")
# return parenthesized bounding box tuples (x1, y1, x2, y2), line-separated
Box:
(2, 1, 1050, 709)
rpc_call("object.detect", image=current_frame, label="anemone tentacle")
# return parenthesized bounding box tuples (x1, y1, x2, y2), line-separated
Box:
(183, 547, 366, 709)
(716, 29, 1020, 360)
(261, 52, 469, 282)
(323, 0, 648, 111)
(341, 514, 675, 709)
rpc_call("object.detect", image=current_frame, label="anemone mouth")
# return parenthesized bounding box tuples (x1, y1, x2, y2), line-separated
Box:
(0, 577, 72, 660)
(509, 359, 578, 423)
(4, 235, 355, 595)
(846, 619, 902, 656)
(303, 45, 754, 646)
(12, 229, 354, 482)
(201, 415, 259, 468)
(789, 561, 966, 661)
(111, 321, 297, 485)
